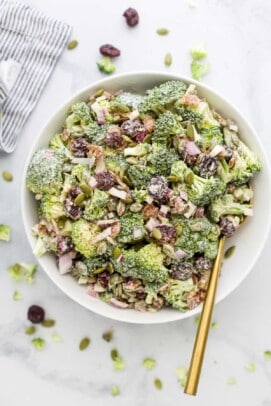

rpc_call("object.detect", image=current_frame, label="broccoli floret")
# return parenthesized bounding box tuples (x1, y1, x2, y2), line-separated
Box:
(230, 140, 261, 185)
(175, 105, 203, 127)
(191, 60, 209, 81)
(194, 101, 220, 129)
(71, 219, 99, 258)
(114, 92, 144, 110)
(97, 56, 116, 74)
(132, 188, 149, 203)
(26, 149, 65, 195)
(104, 154, 129, 178)
(0, 224, 11, 242)
(109, 97, 131, 114)
(49, 133, 68, 152)
(127, 165, 155, 188)
(83, 189, 109, 221)
(90, 98, 113, 124)
(71, 164, 93, 183)
(169, 160, 194, 182)
(185, 173, 226, 206)
(118, 244, 168, 283)
(162, 278, 196, 311)
(173, 216, 219, 259)
(208, 194, 253, 222)
(40, 195, 66, 220)
(124, 143, 151, 157)
(195, 127, 224, 152)
(65, 102, 92, 136)
(233, 186, 253, 203)
(190, 45, 207, 60)
(33, 234, 57, 256)
(152, 111, 183, 145)
(216, 159, 233, 184)
(147, 143, 179, 177)
(117, 212, 146, 244)
(83, 121, 107, 145)
(138, 81, 187, 115)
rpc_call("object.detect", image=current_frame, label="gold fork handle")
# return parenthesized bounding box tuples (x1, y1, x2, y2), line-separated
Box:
(184, 236, 225, 396)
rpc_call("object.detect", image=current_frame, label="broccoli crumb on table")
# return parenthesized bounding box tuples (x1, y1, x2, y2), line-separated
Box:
(26, 80, 261, 313)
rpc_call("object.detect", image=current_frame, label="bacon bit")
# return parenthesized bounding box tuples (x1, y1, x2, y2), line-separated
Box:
(143, 115, 155, 133)
(111, 221, 121, 238)
(143, 203, 159, 219)
(186, 291, 202, 310)
(180, 94, 200, 107)
(88, 144, 103, 159)
(62, 129, 71, 140)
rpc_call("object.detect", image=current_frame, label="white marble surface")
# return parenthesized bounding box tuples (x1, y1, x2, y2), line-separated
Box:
(1, 0, 271, 405)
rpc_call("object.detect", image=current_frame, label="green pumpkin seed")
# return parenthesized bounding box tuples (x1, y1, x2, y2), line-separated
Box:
(102, 328, 114, 342)
(2, 170, 13, 182)
(67, 40, 78, 50)
(42, 319, 55, 328)
(94, 89, 105, 98)
(24, 326, 36, 335)
(186, 124, 196, 140)
(156, 28, 169, 36)
(154, 378, 163, 390)
(185, 172, 195, 185)
(79, 183, 92, 196)
(152, 228, 162, 240)
(164, 52, 172, 67)
(74, 192, 85, 205)
(111, 348, 119, 360)
(224, 245, 236, 259)
(79, 337, 90, 350)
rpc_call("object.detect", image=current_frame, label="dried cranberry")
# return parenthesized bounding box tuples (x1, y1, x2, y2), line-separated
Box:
(199, 154, 218, 178)
(147, 176, 169, 204)
(123, 7, 139, 27)
(121, 120, 144, 139)
(95, 172, 115, 191)
(97, 271, 110, 288)
(219, 216, 237, 237)
(136, 291, 147, 300)
(64, 198, 83, 220)
(99, 44, 121, 57)
(104, 132, 125, 148)
(70, 137, 89, 157)
(179, 149, 198, 167)
(152, 224, 177, 244)
(195, 256, 212, 271)
(171, 262, 194, 281)
(27, 305, 45, 324)
(69, 186, 82, 199)
(134, 129, 147, 143)
(56, 236, 73, 256)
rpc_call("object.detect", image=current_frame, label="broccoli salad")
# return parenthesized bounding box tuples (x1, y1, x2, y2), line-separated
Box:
(26, 81, 261, 312)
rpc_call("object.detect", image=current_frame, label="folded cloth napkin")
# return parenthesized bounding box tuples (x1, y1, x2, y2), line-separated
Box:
(0, 0, 71, 153)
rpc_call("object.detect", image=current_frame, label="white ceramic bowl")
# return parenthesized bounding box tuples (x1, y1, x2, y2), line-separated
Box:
(21, 72, 271, 324)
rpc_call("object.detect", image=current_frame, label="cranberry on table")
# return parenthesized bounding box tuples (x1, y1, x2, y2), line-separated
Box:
(123, 7, 139, 27)
(27, 305, 45, 324)
(99, 44, 121, 57)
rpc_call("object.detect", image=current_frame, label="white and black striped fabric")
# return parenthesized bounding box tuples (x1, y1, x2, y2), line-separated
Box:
(0, 0, 71, 153)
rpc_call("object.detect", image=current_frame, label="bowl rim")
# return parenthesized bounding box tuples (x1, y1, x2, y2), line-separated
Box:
(21, 70, 271, 324)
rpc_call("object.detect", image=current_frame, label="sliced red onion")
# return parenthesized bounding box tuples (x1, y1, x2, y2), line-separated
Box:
(87, 284, 99, 298)
(91, 101, 106, 125)
(175, 249, 187, 260)
(166, 188, 174, 198)
(186, 141, 201, 155)
(94, 155, 106, 174)
(109, 298, 128, 308)
(195, 207, 205, 217)
(89, 176, 98, 188)
(133, 227, 143, 239)
(116, 254, 124, 263)
(180, 190, 188, 201)
(58, 251, 76, 275)
(228, 122, 238, 132)
(145, 218, 160, 231)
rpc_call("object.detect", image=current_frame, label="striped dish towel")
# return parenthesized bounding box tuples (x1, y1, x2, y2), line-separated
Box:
(0, 0, 71, 153)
